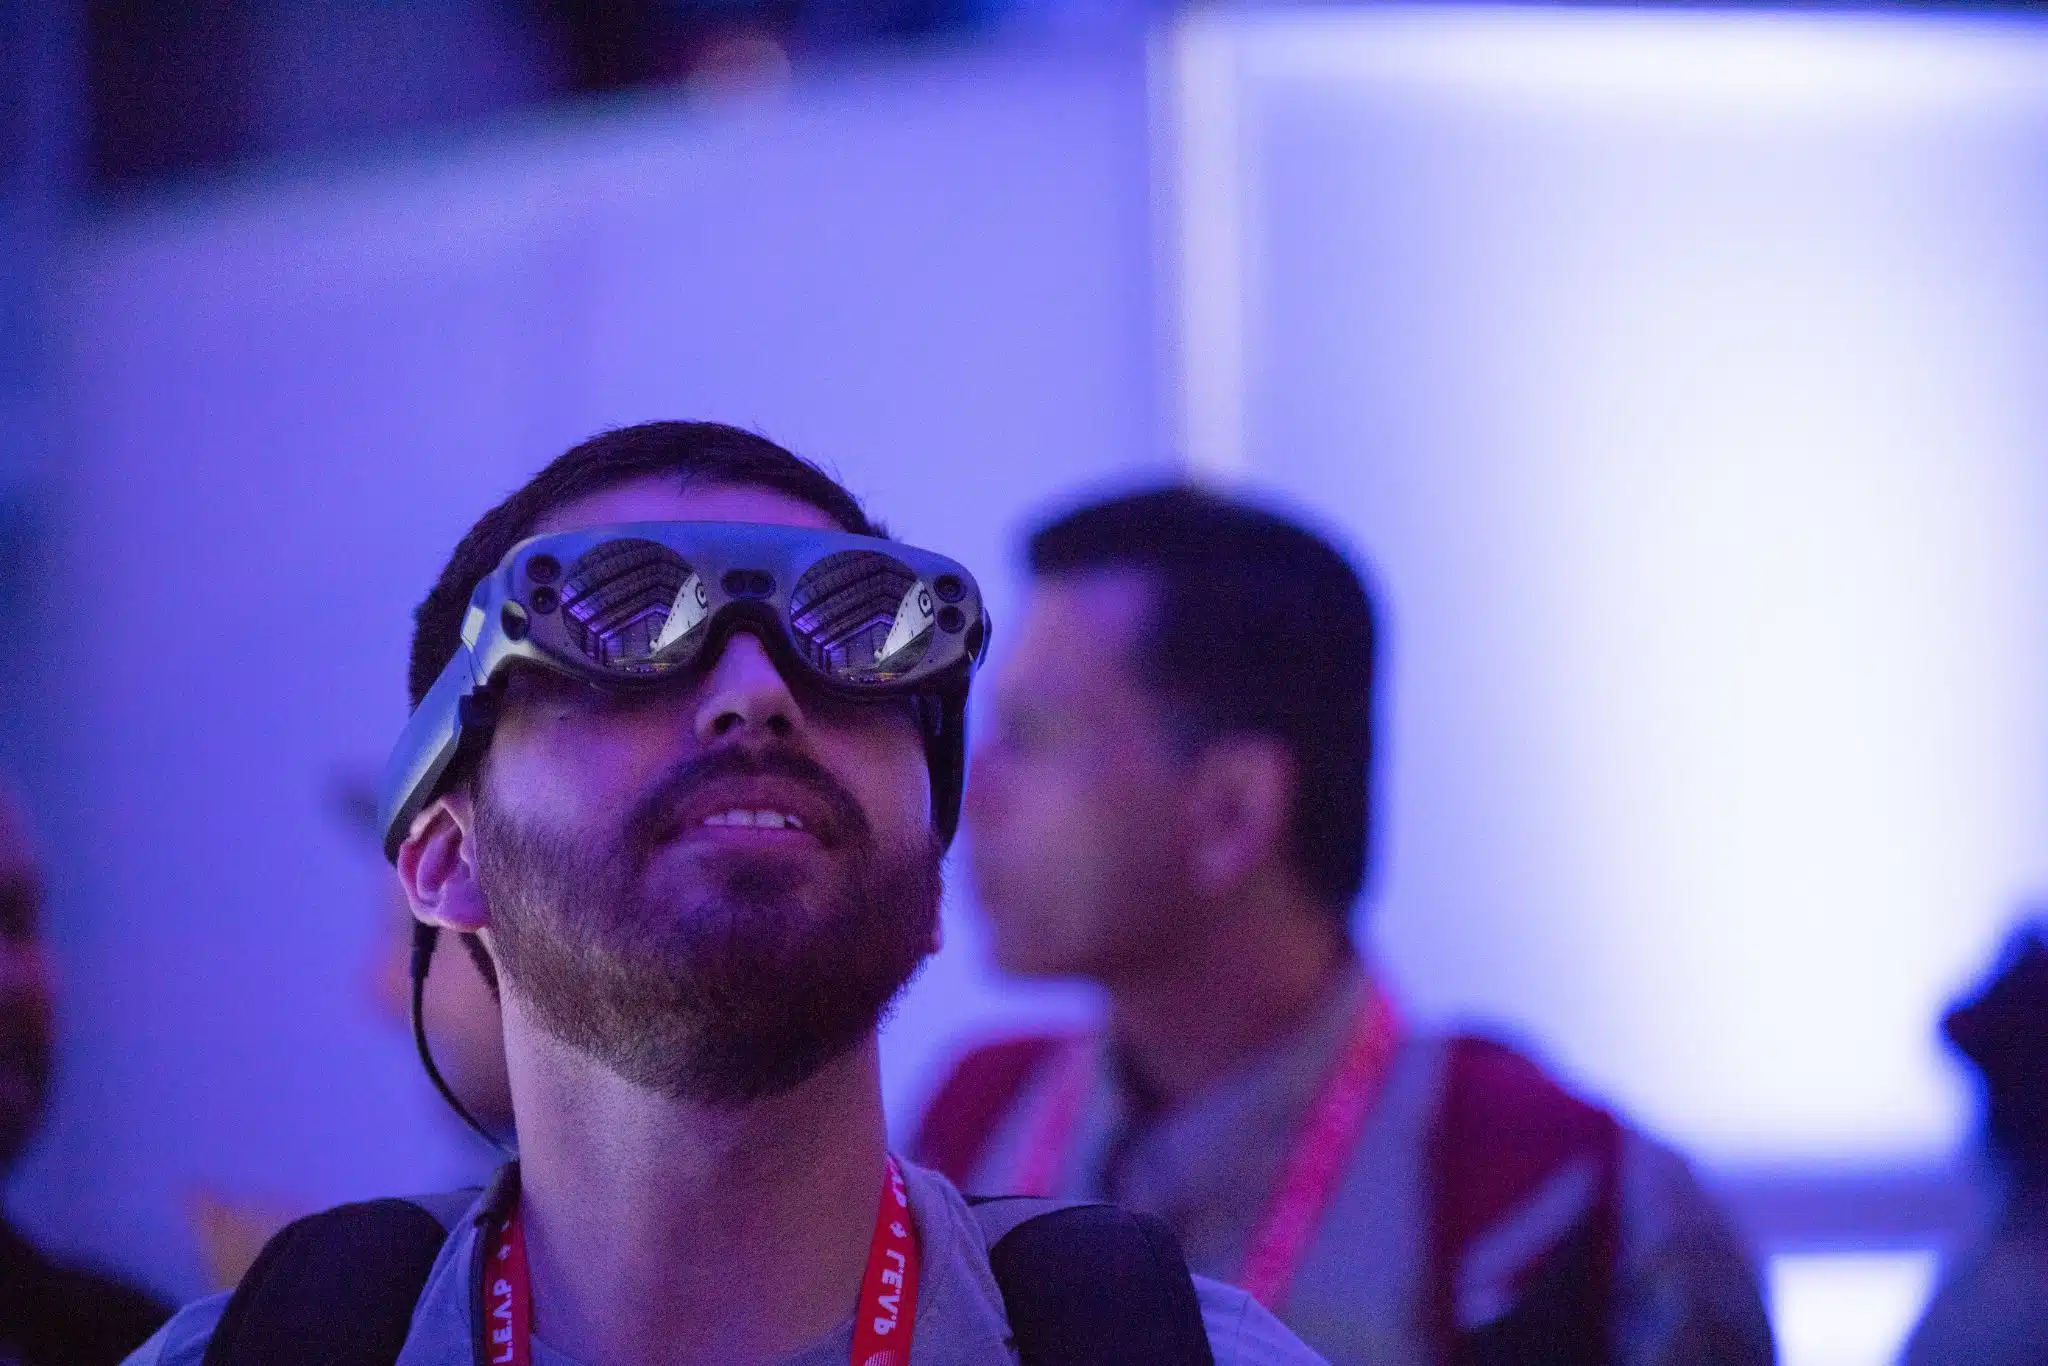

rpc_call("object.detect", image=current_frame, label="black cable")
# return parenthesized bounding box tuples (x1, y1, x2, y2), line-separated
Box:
(410, 920, 515, 1156)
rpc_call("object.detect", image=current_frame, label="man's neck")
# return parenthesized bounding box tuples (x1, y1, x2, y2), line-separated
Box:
(1105, 896, 1355, 1116)
(503, 1000, 888, 1366)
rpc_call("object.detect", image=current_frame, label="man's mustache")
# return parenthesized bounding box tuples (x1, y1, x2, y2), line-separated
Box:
(625, 745, 871, 856)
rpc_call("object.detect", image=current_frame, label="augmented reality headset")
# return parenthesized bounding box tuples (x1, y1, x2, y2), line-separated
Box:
(377, 521, 990, 860)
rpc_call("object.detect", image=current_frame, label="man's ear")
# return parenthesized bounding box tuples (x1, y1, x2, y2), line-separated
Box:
(395, 788, 489, 934)
(1186, 735, 1295, 898)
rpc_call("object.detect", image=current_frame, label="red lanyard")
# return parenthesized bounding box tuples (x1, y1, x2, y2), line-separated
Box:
(482, 1155, 921, 1366)
(852, 1156, 922, 1366)
(1012, 984, 1401, 1311)
(484, 1200, 531, 1365)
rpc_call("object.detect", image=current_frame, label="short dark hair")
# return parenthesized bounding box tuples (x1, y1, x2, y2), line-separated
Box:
(408, 421, 882, 710)
(1028, 486, 1377, 915)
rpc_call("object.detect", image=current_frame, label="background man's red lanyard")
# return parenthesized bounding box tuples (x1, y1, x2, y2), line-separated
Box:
(481, 1155, 922, 1366)
(1013, 986, 1402, 1311)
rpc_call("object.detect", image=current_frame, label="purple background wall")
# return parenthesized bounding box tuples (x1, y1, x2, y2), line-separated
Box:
(24, 41, 1152, 1299)
(12, 14, 2048, 1356)
(1164, 7, 2048, 1168)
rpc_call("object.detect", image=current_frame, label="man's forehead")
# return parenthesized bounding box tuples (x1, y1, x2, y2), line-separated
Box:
(1005, 569, 1156, 691)
(530, 476, 842, 536)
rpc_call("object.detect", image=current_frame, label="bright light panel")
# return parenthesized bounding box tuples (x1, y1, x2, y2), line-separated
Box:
(1169, 7, 2048, 1161)
(1769, 1250, 1940, 1366)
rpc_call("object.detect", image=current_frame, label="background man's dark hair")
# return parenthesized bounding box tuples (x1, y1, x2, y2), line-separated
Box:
(409, 421, 882, 709)
(1028, 485, 1377, 918)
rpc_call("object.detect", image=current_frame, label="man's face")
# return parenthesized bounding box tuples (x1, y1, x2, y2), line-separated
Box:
(965, 571, 1201, 983)
(0, 798, 54, 1172)
(459, 479, 940, 1103)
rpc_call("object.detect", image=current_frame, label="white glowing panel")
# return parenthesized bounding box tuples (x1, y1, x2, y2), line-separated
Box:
(1769, 1251, 1940, 1366)
(1167, 8, 2048, 1160)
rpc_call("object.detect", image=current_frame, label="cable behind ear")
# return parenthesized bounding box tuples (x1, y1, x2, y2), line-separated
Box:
(410, 920, 513, 1156)
(916, 690, 968, 849)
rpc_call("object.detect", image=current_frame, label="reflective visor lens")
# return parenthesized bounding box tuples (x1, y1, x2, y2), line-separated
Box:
(556, 539, 710, 675)
(789, 550, 936, 684)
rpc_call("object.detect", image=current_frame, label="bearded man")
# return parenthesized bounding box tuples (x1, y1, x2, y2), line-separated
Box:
(128, 422, 1326, 1366)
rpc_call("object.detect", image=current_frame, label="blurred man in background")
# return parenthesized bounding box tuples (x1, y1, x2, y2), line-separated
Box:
(0, 786, 170, 1364)
(917, 486, 1775, 1366)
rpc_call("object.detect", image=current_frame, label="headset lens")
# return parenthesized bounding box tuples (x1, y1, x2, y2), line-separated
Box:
(557, 539, 709, 675)
(790, 551, 936, 684)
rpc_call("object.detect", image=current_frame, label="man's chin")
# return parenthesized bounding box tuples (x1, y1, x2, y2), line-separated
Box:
(484, 798, 944, 1105)
(646, 833, 835, 888)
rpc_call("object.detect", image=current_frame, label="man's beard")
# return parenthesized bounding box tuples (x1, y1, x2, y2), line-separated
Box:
(473, 747, 941, 1106)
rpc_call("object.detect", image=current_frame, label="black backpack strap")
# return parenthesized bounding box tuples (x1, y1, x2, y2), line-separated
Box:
(199, 1194, 473, 1366)
(404, 1189, 485, 1232)
(202, 1182, 1217, 1366)
(969, 1195, 1216, 1366)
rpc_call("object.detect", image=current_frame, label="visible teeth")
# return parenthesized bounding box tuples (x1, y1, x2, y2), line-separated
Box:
(702, 809, 804, 831)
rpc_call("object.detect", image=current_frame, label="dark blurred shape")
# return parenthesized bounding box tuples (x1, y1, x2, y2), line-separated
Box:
(0, 815, 53, 1174)
(539, 0, 668, 91)
(82, 0, 992, 192)
(1904, 914, 2048, 1365)
(537, 0, 980, 91)
(1942, 917, 2048, 1170)
(86, 0, 252, 187)
(62, 0, 2048, 191)
(0, 1222, 171, 1366)
(0, 787, 171, 1364)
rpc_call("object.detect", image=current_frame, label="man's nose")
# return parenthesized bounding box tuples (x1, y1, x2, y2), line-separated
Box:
(694, 629, 803, 746)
